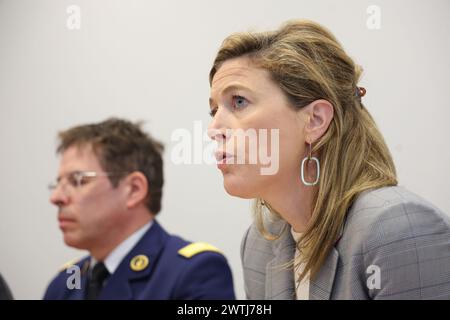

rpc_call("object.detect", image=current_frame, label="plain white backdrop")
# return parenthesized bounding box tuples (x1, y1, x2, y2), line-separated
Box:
(0, 0, 449, 299)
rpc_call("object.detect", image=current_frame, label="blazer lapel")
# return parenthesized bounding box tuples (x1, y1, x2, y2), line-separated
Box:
(265, 224, 296, 300)
(309, 214, 349, 300)
(263, 220, 343, 300)
(309, 247, 339, 300)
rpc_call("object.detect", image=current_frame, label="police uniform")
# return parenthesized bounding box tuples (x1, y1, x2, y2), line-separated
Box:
(43, 221, 235, 299)
(0, 273, 13, 300)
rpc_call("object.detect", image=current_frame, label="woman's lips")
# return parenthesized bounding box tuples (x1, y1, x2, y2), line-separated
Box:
(215, 151, 234, 164)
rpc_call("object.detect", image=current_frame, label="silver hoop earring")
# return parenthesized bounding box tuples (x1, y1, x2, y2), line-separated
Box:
(300, 142, 320, 186)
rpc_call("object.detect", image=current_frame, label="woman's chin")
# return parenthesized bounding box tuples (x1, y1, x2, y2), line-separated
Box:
(223, 176, 256, 199)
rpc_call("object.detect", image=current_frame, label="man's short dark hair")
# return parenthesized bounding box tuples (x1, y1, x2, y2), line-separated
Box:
(56, 118, 164, 214)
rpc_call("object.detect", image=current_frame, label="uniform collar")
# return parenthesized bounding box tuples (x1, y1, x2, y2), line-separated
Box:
(99, 220, 169, 299)
(91, 221, 153, 274)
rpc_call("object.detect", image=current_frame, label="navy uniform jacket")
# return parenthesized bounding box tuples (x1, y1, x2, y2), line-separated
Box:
(0, 273, 13, 300)
(43, 221, 235, 299)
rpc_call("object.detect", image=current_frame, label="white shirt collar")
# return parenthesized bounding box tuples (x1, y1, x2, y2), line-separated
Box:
(91, 221, 153, 274)
(290, 226, 303, 242)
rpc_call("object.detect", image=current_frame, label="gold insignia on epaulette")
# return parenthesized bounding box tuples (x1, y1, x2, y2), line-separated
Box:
(178, 242, 222, 258)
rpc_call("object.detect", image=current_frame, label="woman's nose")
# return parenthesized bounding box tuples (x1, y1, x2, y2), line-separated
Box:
(208, 126, 227, 142)
(207, 108, 228, 142)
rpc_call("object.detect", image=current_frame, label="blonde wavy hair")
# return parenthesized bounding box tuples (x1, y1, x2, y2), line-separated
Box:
(209, 20, 398, 281)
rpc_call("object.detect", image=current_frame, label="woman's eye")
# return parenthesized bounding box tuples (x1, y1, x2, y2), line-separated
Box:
(232, 95, 249, 109)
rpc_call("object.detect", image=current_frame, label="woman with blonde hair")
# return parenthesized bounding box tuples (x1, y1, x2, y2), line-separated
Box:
(208, 20, 450, 299)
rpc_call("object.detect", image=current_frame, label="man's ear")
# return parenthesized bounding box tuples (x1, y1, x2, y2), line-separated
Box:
(302, 99, 334, 143)
(124, 172, 148, 209)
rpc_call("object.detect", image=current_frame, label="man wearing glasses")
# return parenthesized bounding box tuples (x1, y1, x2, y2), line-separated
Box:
(44, 118, 235, 300)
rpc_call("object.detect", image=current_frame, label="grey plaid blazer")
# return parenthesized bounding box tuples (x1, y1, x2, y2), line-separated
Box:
(241, 186, 450, 299)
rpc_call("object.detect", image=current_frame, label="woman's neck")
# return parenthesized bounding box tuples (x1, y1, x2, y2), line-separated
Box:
(262, 175, 317, 233)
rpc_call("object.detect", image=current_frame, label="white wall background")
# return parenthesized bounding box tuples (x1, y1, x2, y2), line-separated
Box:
(0, 0, 449, 299)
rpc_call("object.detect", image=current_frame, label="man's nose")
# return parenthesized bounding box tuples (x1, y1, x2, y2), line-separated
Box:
(49, 184, 70, 207)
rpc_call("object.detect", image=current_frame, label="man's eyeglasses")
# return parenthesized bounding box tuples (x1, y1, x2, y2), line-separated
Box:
(48, 171, 127, 192)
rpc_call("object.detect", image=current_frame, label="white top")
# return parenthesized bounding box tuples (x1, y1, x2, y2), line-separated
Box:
(91, 221, 153, 274)
(290, 227, 310, 300)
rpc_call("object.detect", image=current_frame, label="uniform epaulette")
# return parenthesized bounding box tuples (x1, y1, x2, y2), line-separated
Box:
(178, 242, 222, 258)
(59, 257, 82, 272)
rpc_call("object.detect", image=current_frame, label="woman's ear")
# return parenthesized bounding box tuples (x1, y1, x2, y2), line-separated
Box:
(124, 172, 149, 209)
(302, 99, 334, 143)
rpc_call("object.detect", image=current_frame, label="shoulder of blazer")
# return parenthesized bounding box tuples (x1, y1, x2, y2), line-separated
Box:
(342, 185, 450, 252)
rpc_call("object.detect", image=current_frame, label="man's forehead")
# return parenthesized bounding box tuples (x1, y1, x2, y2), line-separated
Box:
(62, 143, 95, 159)
(59, 144, 101, 171)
